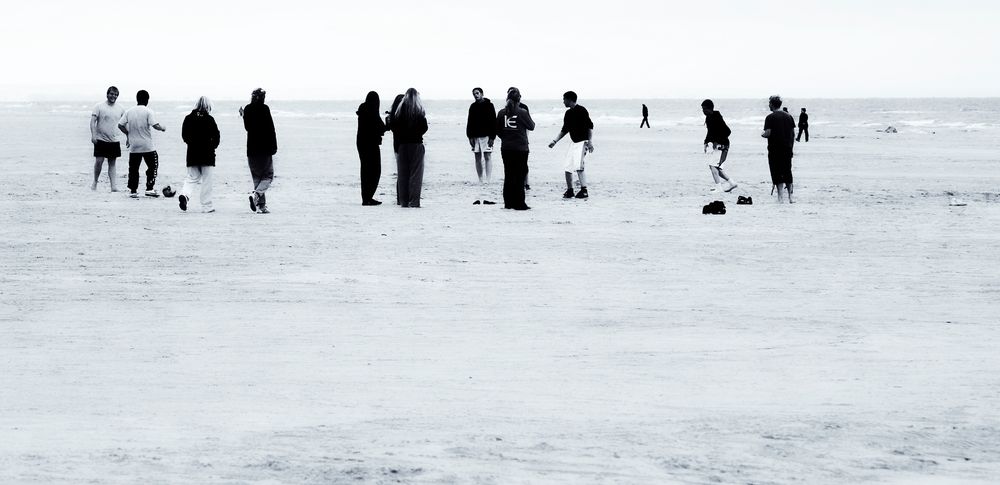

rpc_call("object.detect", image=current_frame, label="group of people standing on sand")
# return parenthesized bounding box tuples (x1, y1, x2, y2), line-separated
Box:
(91, 85, 805, 211)
(691, 95, 805, 204)
(90, 86, 276, 213)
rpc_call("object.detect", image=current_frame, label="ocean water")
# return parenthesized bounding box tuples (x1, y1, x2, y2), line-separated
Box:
(5, 98, 1000, 136)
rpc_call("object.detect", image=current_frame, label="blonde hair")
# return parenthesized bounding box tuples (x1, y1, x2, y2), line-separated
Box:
(394, 88, 425, 121)
(195, 96, 213, 113)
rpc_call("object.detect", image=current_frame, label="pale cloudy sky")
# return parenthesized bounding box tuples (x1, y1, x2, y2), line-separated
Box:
(2, 0, 997, 100)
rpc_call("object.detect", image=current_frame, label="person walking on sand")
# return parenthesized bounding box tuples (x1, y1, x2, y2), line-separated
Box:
(762, 95, 796, 203)
(797, 108, 809, 142)
(507, 86, 533, 191)
(467, 87, 497, 204)
(356, 91, 388, 206)
(178, 96, 220, 213)
(701, 99, 737, 193)
(549, 91, 594, 199)
(239, 88, 277, 214)
(495, 87, 535, 210)
(118, 90, 166, 198)
(90, 86, 125, 192)
(640, 103, 650, 128)
(391, 88, 428, 208)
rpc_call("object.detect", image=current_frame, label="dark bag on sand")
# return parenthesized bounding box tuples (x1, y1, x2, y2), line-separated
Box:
(737, 195, 752, 205)
(702, 200, 726, 215)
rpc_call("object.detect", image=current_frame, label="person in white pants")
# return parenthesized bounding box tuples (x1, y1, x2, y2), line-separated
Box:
(179, 96, 220, 213)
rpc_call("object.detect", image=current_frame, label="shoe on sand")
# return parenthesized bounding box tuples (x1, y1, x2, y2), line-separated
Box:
(473, 200, 481, 205)
(179, 194, 188, 211)
(575, 187, 589, 199)
(258, 206, 270, 214)
(563, 188, 575, 199)
(130, 191, 139, 199)
(249, 193, 258, 212)
(483, 200, 496, 205)
(145, 189, 159, 197)
(724, 183, 738, 193)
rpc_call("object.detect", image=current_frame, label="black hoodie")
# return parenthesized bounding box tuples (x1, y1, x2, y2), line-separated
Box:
(466, 98, 497, 140)
(181, 109, 220, 166)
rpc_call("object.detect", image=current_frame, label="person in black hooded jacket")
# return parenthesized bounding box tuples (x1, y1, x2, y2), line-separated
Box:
(240, 88, 277, 213)
(701, 99, 737, 192)
(357, 91, 387, 205)
(179, 96, 220, 213)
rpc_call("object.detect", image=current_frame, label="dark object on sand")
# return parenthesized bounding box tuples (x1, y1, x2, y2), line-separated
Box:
(702, 200, 726, 215)
(737, 195, 753, 205)
(162, 185, 176, 198)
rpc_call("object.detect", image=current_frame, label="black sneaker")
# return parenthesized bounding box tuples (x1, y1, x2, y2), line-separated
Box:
(575, 187, 589, 199)
(513, 205, 531, 211)
(179, 194, 188, 211)
(249, 193, 258, 212)
(563, 188, 575, 198)
(473, 200, 481, 205)
(482, 200, 496, 205)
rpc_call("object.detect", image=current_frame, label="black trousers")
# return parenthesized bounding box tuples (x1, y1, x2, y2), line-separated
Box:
(396, 143, 425, 208)
(640, 117, 650, 128)
(797, 126, 809, 142)
(501, 150, 529, 208)
(357, 144, 382, 202)
(127, 151, 158, 192)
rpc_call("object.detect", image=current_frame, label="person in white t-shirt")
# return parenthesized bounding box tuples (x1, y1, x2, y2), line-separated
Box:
(117, 90, 166, 198)
(90, 86, 125, 191)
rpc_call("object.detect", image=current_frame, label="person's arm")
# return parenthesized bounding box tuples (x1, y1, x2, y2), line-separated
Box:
(90, 112, 99, 144)
(181, 116, 190, 145)
(466, 105, 475, 144)
(487, 103, 497, 146)
(761, 115, 772, 138)
(584, 128, 594, 153)
(265, 109, 277, 155)
(211, 118, 221, 149)
(520, 107, 535, 131)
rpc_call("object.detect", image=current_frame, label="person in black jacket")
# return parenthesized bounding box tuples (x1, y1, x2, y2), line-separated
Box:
(495, 87, 535, 210)
(239, 88, 277, 213)
(391, 88, 428, 208)
(179, 96, 220, 213)
(357, 91, 387, 205)
(797, 108, 809, 142)
(701, 99, 737, 192)
(466, 87, 496, 188)
(640, 103, 650, 128)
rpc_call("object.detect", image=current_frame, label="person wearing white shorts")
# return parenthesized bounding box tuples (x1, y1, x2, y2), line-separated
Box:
(702, 99, 737, 192)
(467, 87, 497, 204)
(549, 91, 594, 199)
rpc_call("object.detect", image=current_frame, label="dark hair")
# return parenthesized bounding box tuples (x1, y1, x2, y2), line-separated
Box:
(769, 95, 782, 109)
(251, 88, 266, 104)
(136, 90, 149, 105)
(472, 87, 483, 95)
(358, 90, 380, 115)
(506, 87, 521, 111)
(801, 107, 806, 112)
(563, 91, 578, 102)
(107, 86, 119, 95)
(701, 99, 714, 110)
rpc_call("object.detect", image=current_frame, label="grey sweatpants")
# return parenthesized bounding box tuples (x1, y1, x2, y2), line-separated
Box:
(248, 154, 274, 207)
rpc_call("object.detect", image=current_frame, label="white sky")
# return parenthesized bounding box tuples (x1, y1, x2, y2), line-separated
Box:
(2, 0, 997, 100)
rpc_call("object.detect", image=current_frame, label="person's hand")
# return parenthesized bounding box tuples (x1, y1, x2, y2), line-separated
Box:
(469, 138, 475, 148)
(239, 106, 245, 117)
(761, 129, 771, 138)
(92, 137, 97, 144)
(125, 140, 130, 149)
(548, 141, 556, 149)
(703, 143, 708, 153)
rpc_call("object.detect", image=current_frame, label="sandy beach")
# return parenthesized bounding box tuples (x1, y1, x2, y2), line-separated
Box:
(1, 98, 998, 484)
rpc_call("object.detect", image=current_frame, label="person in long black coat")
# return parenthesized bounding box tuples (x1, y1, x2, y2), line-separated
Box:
(240, 88, 277, 213)
(356, 91, 388, 205)
(179, 96, 220, 213)
(390, 88, 428, 208)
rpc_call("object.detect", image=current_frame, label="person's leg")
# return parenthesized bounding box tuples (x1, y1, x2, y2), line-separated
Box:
(577, 169, 588, 189)
(107, 158, 118, 191)
(127, 153, 141, 194)
(796, 128, 802, 142)
(397, 146, 411, 207)
(92, 157, 105, 189)
(709, 165, 722, 184)
(514, 151, 528, 208)
(408, 144, 425, 207)
(200, 166, 214, 210)
(483, 151, 492, 183)
(359, 145, 374, 202)
(805, 127, 809, 142)
(179, 166, 198, 210)
(564, 171, 574, 197)
(143, 152, 159, 191)
(501, 150, 512, 208)
(372, 146, 381, 203)
(474, 151, 484, 183)
(776, 182, 786, 203)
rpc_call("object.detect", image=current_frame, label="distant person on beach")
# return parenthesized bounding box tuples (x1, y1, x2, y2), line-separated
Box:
(179, 96, 220, 213)
(466, 88, 497, 194)
(701, 99, 737, 192)
(762, 95, 796, 203)
(495, 87, 535, 210)
(239, 88, 277, 214)
(797, 108, 809, 142)
(390, 88, 428, 208)
(117, 90, 165, 198)
(385, 93, 405, 205)
(549, 91, 594, 199)
(640, 103, 650, 128)
(356, 91, 388, 206)
(90, 86, 125, 192)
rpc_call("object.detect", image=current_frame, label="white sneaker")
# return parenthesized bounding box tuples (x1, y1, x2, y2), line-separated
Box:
(129, 191, 139, 199)
(724, 182, 738, 193)
(144, 189, 159, 197)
